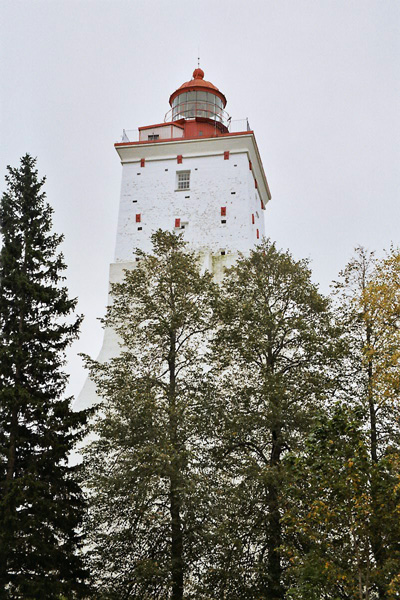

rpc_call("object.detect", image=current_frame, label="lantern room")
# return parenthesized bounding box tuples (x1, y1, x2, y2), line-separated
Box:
(133, 67, 251, 142)
(165, 68, 229, 136)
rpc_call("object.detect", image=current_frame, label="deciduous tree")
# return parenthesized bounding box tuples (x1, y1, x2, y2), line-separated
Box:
(83, 231, 217, 600)
(332, 247, 400, 598)
(203, 240, 343, 600)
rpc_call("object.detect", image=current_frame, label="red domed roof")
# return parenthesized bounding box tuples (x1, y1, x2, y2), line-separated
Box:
(169, 68, 227, 107)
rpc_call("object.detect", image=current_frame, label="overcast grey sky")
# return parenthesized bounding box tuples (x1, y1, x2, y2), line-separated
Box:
(1, 0, 399, 400)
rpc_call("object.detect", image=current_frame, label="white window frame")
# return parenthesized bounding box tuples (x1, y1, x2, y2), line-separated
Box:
(176, 170, 190, 191)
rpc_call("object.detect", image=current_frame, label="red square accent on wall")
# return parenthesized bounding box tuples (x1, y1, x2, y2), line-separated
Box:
(249, 160, 252, 171)
(224, 151, 230, 160)
(175, 218, 181, 228)
(136, 214, 141, 223)
(221, 207, 226, 216)
(177, 155, 182, 164)
(252, 214, 255, 224)
(140, 158, 145, 167)
(256, 229, 260, 239)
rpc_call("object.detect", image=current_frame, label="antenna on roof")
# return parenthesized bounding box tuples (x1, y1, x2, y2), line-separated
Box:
(197, 46, 200, 68)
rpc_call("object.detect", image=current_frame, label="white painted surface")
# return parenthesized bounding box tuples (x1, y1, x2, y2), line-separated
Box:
(114, 150, 265, 262)
(76, 134, 270, 411)
(138, 124, 184, 141)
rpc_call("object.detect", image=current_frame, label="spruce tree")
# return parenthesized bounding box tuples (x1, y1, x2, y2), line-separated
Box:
(0, 155, 89, 598)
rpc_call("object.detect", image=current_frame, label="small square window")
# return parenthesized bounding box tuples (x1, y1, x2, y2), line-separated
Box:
(148, 134, 159, 140)
(177, 171, 190, 190)
(221, 250, 226, 256)
(138, 227, 142, 231)
(221, 220, 226, 224)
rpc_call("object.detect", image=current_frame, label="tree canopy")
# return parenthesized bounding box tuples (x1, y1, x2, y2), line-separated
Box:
(0, 155, 89, 599)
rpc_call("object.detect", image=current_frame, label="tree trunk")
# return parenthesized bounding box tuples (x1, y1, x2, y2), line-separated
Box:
(366, 325, 386, 600)
(366, 323, 377, 465)
(264, 427, 284, 600)
(170, 469, 184, 600)
(168, 331, 184, 600)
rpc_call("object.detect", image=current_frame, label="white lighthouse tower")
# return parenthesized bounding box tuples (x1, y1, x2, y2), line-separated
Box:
(77, 67, 271, 409)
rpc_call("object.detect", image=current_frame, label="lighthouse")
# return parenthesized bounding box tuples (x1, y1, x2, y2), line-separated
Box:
(77, 67, 271, 409)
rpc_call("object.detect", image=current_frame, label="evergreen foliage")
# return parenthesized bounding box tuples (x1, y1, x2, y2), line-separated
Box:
(0, 155, 89, 598)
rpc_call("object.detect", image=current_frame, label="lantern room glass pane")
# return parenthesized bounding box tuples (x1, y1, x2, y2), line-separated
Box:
(171, 89, 226, 124)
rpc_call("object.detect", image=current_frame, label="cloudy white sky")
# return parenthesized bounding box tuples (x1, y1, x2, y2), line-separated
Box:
(1, 0, 399, 401)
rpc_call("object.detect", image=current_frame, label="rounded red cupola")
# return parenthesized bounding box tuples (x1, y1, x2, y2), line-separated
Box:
(166, 68, 229, 134)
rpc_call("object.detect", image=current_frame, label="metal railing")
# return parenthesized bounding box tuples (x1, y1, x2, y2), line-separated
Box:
(228, 118, 251, 132)
(165, 100, 231, 128)
(120, 129, 139, 142)
(118, 118, 251, 143)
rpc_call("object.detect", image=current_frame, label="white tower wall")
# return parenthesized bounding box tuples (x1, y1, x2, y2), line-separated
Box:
(115, 150, 264, 263)
(76, 74, 271, 411)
